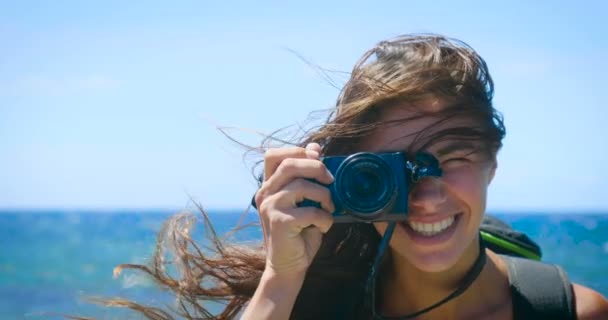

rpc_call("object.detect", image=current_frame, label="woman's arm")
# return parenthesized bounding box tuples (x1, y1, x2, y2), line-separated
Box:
(573, 283, 608, 320)
(240, 269, 306, 320)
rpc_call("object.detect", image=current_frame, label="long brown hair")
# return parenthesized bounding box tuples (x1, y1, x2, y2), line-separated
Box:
(87, 34, 505, 319)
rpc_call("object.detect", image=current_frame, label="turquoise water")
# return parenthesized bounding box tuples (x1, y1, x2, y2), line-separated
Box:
(1, 210, 607, 319)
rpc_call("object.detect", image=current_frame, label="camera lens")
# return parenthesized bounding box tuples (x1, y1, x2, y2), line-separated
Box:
(335, 153, 396, 219)
(350, 170, 382, 199)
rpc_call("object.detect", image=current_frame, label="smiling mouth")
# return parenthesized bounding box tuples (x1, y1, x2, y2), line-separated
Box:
(407, 216, 455, 236)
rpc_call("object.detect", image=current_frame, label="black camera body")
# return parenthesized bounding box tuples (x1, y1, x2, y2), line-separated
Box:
(299, 151, 442, 223)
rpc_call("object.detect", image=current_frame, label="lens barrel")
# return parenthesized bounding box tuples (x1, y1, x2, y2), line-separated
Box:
(334, 153, 397, 219)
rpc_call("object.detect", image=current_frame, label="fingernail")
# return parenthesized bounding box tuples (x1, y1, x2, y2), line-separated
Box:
(306, 142, 320, 149)
(306, 149, 319, 159)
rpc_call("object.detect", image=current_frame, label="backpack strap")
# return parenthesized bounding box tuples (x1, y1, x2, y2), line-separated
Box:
(501, 255, 576, 320)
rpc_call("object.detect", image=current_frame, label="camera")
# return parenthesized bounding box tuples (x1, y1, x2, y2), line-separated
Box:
(299, 152, 442, 223)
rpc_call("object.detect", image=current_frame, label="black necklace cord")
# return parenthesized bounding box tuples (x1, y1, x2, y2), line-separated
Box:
(365, 226, 488, 320)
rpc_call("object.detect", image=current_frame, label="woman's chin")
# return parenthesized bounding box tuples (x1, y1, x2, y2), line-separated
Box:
(407, 250, 463, 273)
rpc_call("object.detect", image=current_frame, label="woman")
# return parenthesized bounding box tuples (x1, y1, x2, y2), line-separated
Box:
(109, 34, 607, 319)
(239, 34, 608, 319)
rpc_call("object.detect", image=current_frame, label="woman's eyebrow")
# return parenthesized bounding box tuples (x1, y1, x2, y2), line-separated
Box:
(435, 142, 477, 156)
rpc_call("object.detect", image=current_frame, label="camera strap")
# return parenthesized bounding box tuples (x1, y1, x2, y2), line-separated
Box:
(365, 222, 487, 319)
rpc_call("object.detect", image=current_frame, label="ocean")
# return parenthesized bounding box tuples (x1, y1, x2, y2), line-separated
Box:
(1, 210, 607, 319)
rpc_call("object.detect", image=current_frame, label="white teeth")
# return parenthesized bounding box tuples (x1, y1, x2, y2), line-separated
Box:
(432, 222, 441, 232)
(409, 216, 455, 237)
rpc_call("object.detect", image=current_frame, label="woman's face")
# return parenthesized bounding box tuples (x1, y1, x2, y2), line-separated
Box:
(358, 100, 497, 273)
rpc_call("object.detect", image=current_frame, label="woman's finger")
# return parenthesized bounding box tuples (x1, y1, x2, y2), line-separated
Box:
(259, 158, 333, 201)
(305, 142, 321, 154)
(260, 178, 335, 215)
(257, 178, 334, 239)
(282, 207, 334, 234)
(263, 147, 319, 181)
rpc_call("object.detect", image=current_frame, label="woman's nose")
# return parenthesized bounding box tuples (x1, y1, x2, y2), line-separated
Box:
(408, 177, 447, 212)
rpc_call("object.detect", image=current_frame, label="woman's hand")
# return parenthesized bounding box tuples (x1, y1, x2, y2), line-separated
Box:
(254, 142, 335, 276)
(241, 143, 335, 320)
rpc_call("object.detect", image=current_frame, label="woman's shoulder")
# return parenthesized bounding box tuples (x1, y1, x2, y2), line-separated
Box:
(572, 283, 608, 320)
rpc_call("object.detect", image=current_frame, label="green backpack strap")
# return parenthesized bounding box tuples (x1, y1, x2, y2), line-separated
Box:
(501, 255, 576, 320)
(480, 215, 542, 260)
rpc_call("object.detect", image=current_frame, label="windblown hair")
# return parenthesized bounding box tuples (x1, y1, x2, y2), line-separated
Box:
(90, 34, 505, 319)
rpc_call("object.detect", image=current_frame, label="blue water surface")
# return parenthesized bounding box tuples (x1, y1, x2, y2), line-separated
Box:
(0, 210, 606, 319)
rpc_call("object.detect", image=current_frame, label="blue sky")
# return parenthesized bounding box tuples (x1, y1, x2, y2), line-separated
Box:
(1, 1, 607, 211)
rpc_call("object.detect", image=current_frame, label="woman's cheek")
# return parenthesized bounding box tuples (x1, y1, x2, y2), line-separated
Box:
(442, 165, 488, 209)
